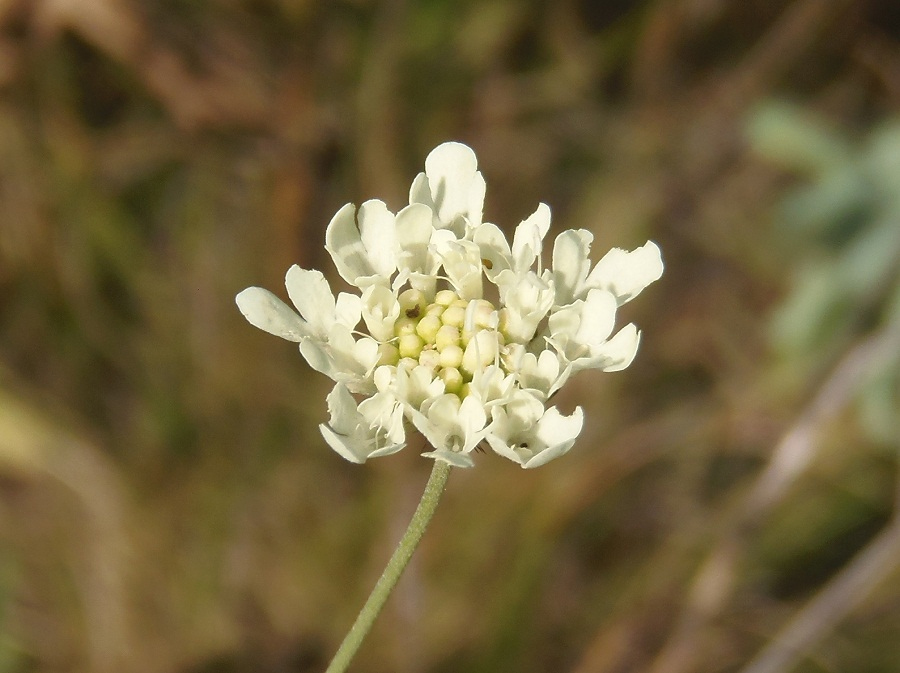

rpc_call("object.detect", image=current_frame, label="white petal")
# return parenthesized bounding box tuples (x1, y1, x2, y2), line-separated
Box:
(503, 390, 545, 429)
(576, 289, 617, 345)
(325, 203, 373, 285)
(285, 266, 336, 334)
(586, 241, 664, 305)
(383, 401, 407, 445)
(299, 338, 334, 377)
(394, 365, 441, 407)
(524, 406, 584, 468)
(358, 199, 398, 278)
(552, 229, 593, 305)
(358, 390, 393, 425)
(352, 336, 381, 377)
(512, 203, 551, 270)
(335, 292, 362, 328)
(420, 448, 475, 468)
(395, 203, 435, 274)
(496, 270, 554, 343)
(325, 383, 361, 435)
(321, 325, 376, 388)
(359, 394, 407, 447)
(426, 394, 462, 429)
(368, 441, 406, 459)
(548, 360, 573, 397)
(548, 303, 582, 341)
(408, 172, 433, 210)
(439, 240, 483, 300)
(361, 284, 400, 342)
(535, 405, 583, 446)
(473, 222, 512, 279)
(319, 423, 368, 463)
(235, 287, 308, 342)
(515, 352, 544, 394)
(374, 365, 394, 393)
(408, 403, 446, 452)
(485, 434, 525, 465)
(424, 142, 481, 225)
(458, 395, 488, 452)
(534, 350, 562, 393)
(468, 365, 515, 406)
(415, 393, 484, 456)
(595, 323, 641, 372)
(467, 172, 486, 227)
(430, 228, 456, 248)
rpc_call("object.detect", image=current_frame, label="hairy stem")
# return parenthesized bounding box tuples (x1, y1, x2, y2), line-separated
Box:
(325, 460, 452, 673)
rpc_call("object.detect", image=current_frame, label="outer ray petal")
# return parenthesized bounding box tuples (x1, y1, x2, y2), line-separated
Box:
(325, 203, 373, 285)
(358, 199, 399, 278)
(235, 287, 308, 342)
(395, 203, 435, 274)
(420, 449, 476, 468)
(552, 229, 593, 306)
(523, 406, 584, 468)
(586, 241, 664, 305)
(285, 266, 336, 335)
(512, 203, 551, 270)
(473, 222, 512, 280)
(576, 289, 618, 345)
(594, 323, 641, 372)
(423, 142, 484, 227)
(320, 423, 368, 463)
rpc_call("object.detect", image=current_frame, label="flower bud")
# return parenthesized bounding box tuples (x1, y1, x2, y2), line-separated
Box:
(395, 316, 418, 337)
(377, 342, 400, 366)
(473, 300, 498, 329)
(441, 305, 466, 328)
(439, 367, 464, 394)
(398, 333, 424, 358)
(435, 324, 460, 351)
(418, 348, 441, 370)
(397, 356, 418, 373)
(434, 289, 457, 306)
(416, 315, 442, 343)
(424, 303, 445, 318)
(497, 307, 511, 337)
(462, 331, 500, 376)
(439, 344, 464, 369)
(398, 288, 426, 316)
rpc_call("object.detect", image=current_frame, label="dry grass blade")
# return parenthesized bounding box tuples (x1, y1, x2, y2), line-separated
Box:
(647, 325, 900, 673)
(738, 509, 900, 673)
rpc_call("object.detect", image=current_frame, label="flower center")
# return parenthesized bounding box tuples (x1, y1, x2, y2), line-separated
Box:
(378, 288, 509, 396)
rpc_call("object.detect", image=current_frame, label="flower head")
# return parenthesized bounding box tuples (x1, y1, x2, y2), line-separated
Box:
(237, 142, 663, 468)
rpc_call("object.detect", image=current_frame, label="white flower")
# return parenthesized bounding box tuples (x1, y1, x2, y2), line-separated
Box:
(486, 399, 584, 469)
(507, 349, 570, 400)
(237, 141, 663, 468)
(552, 229, 663, 307)
(319, 384, 405, 463)
(547, 288, 641, 373)
(325, 200, 399, 287)
(414, 394, 489, 468)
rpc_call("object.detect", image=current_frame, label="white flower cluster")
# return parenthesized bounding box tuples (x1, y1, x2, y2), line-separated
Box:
(237, 142, 662, 468)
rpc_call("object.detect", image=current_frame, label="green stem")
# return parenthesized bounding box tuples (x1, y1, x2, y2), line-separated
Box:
(324, 460, 452, 673)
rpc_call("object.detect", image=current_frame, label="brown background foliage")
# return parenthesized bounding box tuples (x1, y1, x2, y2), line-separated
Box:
(1, 1, 899, 672)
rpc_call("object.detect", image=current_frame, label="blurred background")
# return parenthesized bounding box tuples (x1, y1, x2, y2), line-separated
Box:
(2, 1, 900, 672)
